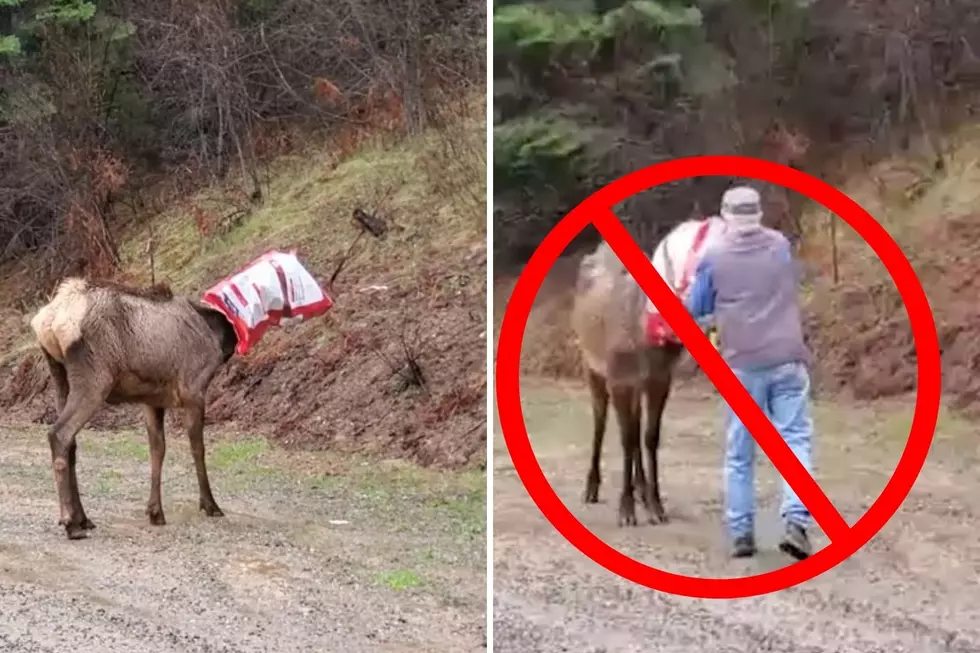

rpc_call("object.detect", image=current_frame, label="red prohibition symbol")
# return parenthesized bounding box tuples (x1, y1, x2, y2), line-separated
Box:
(494, 155, 942, 599)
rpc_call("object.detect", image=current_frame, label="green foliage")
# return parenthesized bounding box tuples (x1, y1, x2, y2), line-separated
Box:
(93, 15, 136, 41)
(493, 3, 606, 68)
(239, 0, 277, 21)
(494, 114, 586, 191)
(0, 2, 138, 125)
(0, 0, 111, 61)
(602, 0, 702, 36)
(494, 0, 702, 73)
(0, 34, 21, 54)
(493, 0, 706, 199)
(34, 1, 96, 24)
(0, 0, 24, 55)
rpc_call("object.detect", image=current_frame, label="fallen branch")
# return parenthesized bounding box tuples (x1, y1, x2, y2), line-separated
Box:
(327, 207, 389, 289)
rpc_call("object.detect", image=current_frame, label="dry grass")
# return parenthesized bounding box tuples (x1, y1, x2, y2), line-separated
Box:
(780, 125, 980, 405)
(798, 124, 980, 291)
(113, 91, 486, 297)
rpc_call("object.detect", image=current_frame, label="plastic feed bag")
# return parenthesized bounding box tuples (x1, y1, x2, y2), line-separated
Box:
(201, 249, 333, 355)
(645, 217, 728, 346)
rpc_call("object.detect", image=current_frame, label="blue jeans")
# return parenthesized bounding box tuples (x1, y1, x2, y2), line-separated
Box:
(723, 360, 814, 539)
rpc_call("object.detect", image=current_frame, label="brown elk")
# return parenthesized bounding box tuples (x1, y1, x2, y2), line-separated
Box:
(571, 218, 723, 527)
(29, 278, 238, 540)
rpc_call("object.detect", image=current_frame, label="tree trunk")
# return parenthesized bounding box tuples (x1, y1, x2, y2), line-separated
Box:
(401, 0, 426, 135)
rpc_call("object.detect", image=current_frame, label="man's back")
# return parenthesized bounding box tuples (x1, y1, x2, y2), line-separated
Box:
(703, 226, 811, 371)
(686, 185, 816, 562)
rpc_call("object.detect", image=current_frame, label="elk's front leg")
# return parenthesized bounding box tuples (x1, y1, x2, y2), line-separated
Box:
(612, 388, 640, 527)
(185, 402, 223, 517)
(144, 406, 167, 525)
(643, 377, 671, 524)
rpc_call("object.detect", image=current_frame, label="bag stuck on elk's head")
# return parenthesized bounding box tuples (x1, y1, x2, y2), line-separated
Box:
(201, 249, 333, 356)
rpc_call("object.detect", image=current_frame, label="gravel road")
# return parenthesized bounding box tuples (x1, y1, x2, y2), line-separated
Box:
(493, 378, 980, 653)
(0, 422, 486, 653)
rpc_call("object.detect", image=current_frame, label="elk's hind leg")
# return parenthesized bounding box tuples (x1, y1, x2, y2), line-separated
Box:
(48, 388, 109, 539)
(42, 350, 69, 414)
(144, 406, 167, 525)
(43, 350, 97, 534)
(66, 437, 95, 531)
(584, 368, 609, 504)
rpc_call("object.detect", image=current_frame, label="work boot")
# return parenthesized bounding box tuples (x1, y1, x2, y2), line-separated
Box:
(731, 534, 756, 558)
(779, 523, 811, 560)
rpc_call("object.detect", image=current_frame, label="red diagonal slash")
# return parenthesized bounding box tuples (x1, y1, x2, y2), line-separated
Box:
(591, 208, 851, 542)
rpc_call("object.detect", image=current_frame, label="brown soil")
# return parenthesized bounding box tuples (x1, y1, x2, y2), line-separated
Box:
(803, 213, 980, 412)
(1, 239, 487, 469)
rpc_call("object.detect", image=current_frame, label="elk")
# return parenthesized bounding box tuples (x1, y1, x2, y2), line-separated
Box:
(571, 218, 724, 527)
(29, 278, 238, 540)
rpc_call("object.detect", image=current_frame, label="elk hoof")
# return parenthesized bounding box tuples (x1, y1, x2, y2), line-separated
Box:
(146, 506, 166, 526)
(64, 522, 90, 540)
(200, 499, 224, 517)
(81, 517, 97, 530)
(643, 490, 667, 524)
(646, 503, 668, 525)
(583, 474, 600, 504)
(618, 494, 638, 527)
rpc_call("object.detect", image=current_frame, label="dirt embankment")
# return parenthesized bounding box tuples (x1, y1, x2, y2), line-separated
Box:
(0, 110, 487, 471)
(803, 214, 980, 411)
(798, 142, 980, 413)
(492, 141, 980, 414)
(5, 243, 486, 469)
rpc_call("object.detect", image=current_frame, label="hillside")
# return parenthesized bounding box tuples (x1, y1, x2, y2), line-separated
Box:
(0, 96, 487, 470)
(800, 126, 980, 412)
(492, 125, 980, 417)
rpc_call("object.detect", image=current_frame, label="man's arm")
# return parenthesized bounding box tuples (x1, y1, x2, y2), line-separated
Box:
(685, 256, 716, 320)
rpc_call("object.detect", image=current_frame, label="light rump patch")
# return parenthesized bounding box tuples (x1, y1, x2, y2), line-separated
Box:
(571, 243, 626, 379)
(30, 278, 90, 363)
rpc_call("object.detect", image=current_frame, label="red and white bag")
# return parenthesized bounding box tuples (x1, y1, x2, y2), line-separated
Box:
(644, 217, 727, 346)
(201, 249, 333, 355)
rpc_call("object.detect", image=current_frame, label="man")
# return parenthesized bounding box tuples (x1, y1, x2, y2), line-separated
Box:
(683, 185, 815, 561)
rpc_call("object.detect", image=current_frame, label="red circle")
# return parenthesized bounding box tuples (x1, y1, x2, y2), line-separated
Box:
(494, 155, 941, 599)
